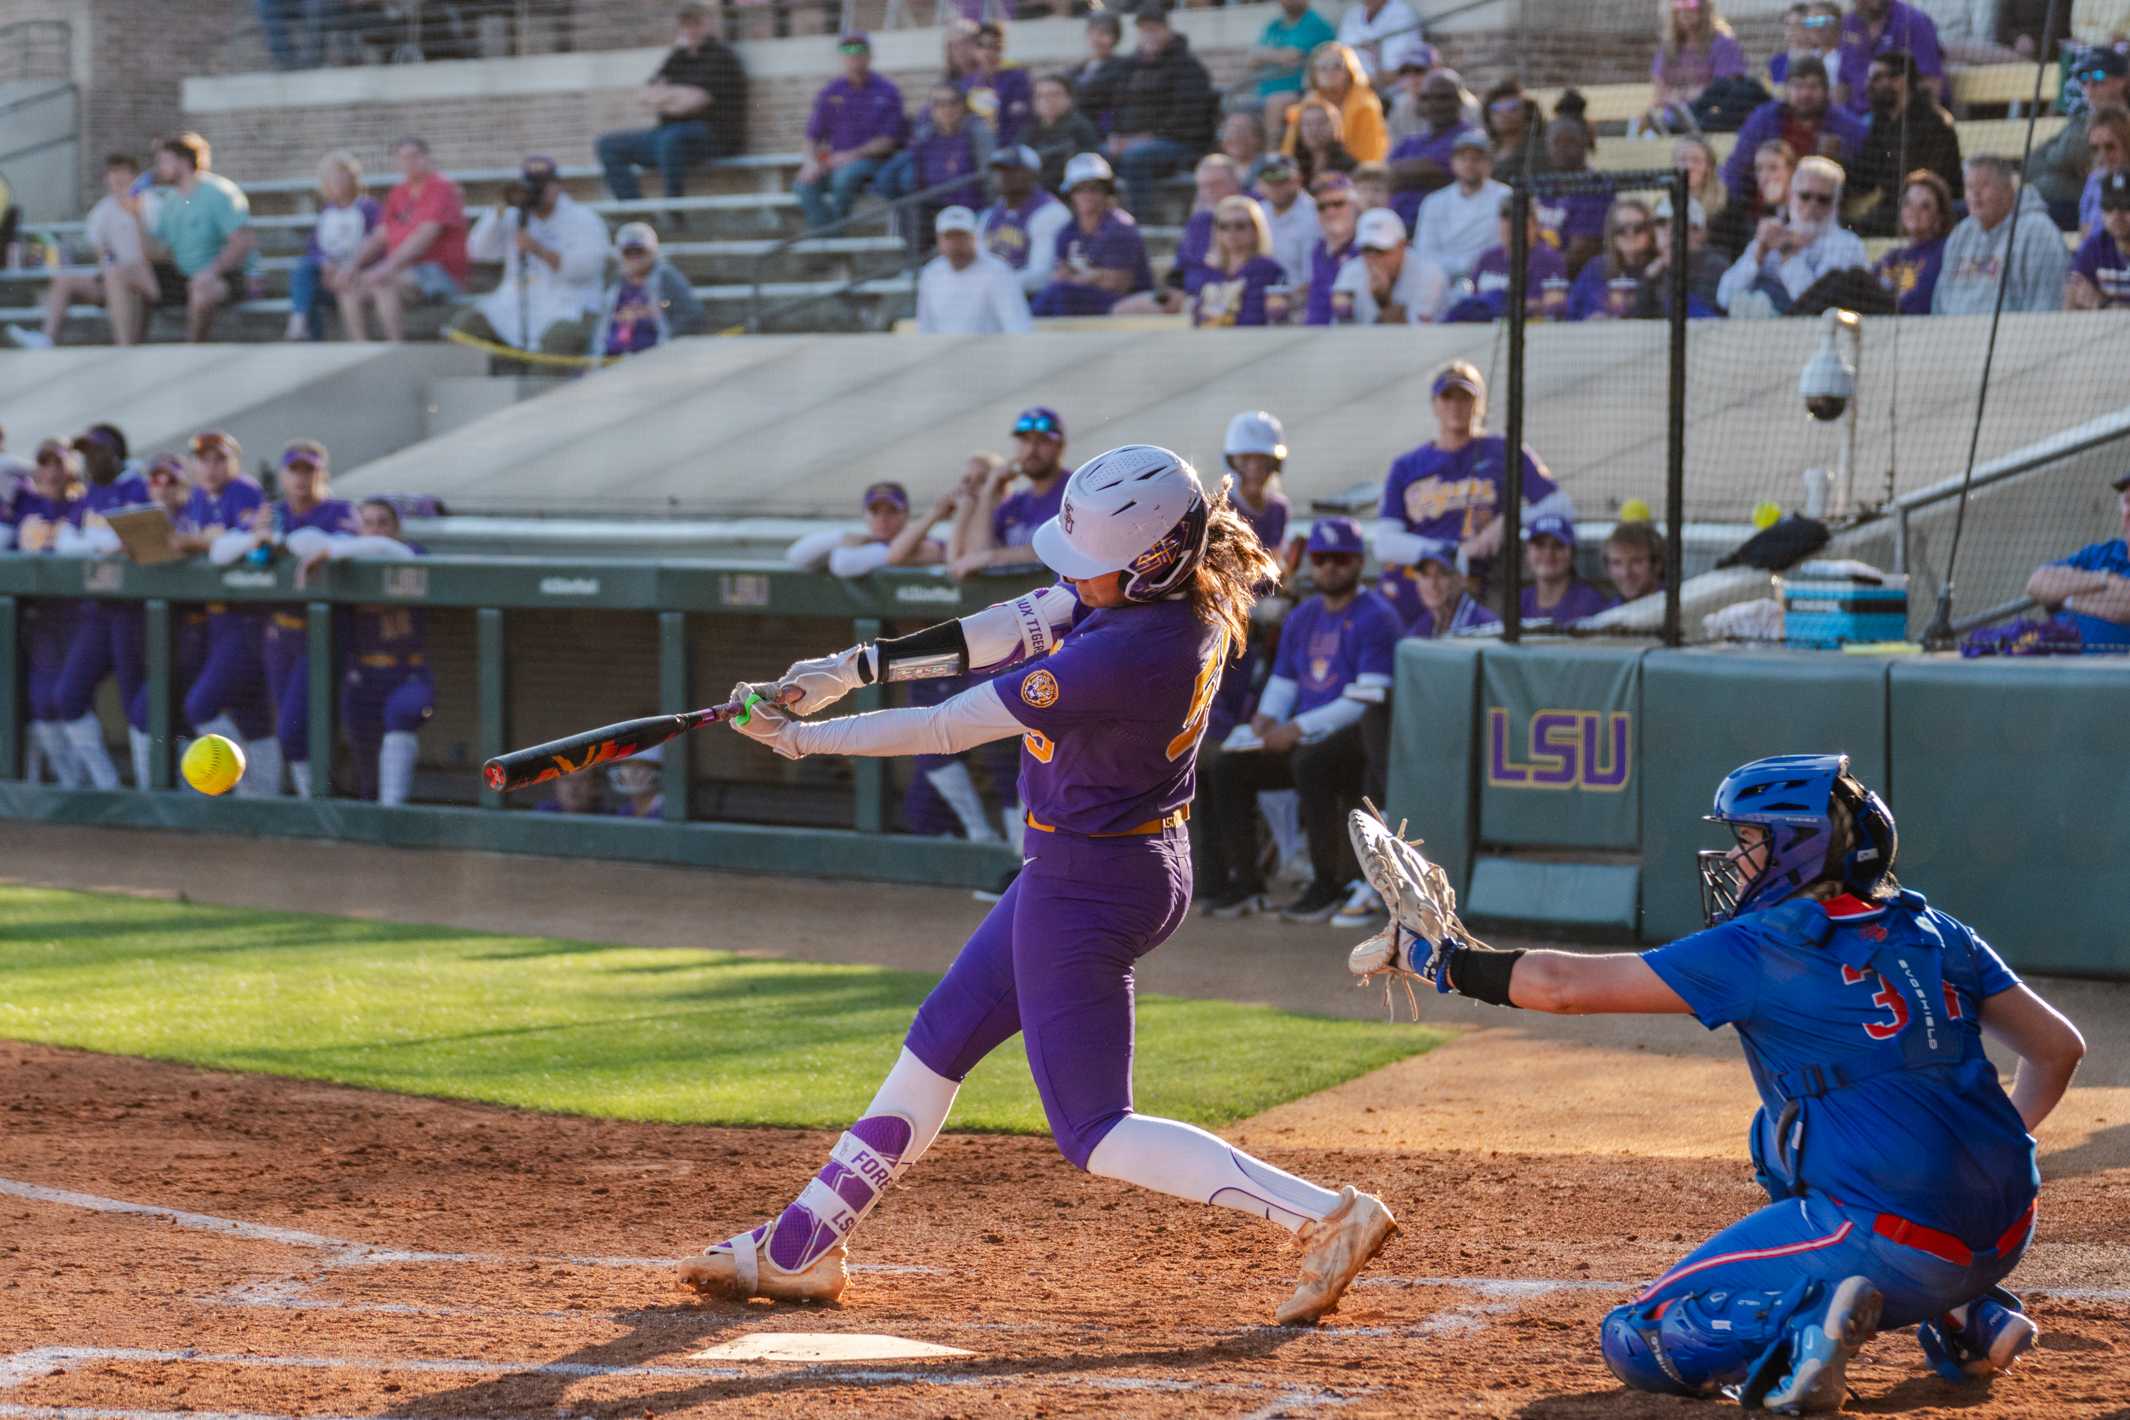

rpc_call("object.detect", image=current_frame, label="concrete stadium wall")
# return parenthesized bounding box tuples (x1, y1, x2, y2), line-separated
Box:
(332, 315, 2130, 526)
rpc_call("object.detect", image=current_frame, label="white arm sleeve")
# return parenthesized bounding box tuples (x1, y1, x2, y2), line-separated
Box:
(958, 583, 1079, 673)
(1020, 203, 1068, 293)
(790, 680, 1027, 759)
(1257, 673, 1299, 723)
(1370, 517, 1432, 567)
(284, 528, 415, 562)
(1292, 695, 1367, 741)
(785, 527, 846, 570)
(52, 522, 95, 555)
(827, 541, 894, 578)
(208, 528, 258, 566)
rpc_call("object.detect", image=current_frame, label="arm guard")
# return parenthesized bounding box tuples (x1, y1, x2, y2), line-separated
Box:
(867, 583, 1077, 684)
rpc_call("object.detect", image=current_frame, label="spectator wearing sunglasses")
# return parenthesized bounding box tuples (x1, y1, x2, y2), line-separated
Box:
(2078, 108, 2130, 241)
(1566, 197, 1663, 321)
(949, 406, 1072, 578)
(2067, 169, 2130, 309)
(590, 222, 705, 359)
(1299, 173, 1361, 324)
(794, 33, 908, 233)
(1717, 154, 1870, 316)
(2028, 48, 2130, 230)
(1190, 196, 1289, 327)
(1768, 2, 1845, 90)
(1030, 153, 1152, 317)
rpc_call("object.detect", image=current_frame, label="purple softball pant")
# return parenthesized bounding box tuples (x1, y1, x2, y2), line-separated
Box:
(904, 823, 1192, 1168)
(24, 601, 77, 721)
(184, 611, 272, 740)
(339, 664, 435, 799)
(54, 602, 145, 721)
(263, 617, 312, 761)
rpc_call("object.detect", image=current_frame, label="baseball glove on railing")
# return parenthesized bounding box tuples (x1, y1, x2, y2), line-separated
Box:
(1345, 798, 1491, 1020)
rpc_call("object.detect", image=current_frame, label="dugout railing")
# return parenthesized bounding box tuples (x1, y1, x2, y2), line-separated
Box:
(0, 555, 1037, 888)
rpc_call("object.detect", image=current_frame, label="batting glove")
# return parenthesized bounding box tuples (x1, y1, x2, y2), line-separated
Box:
(729, 681, 807, 760)
(776, 646, 868, 716)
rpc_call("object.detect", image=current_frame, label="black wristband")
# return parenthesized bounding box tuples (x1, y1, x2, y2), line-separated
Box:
(1447, 946, 1526, 1008)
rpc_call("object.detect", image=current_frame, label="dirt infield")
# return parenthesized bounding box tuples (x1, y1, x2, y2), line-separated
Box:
(4, 827, 2128, 1417)
(3, 1037, 2125, 1419)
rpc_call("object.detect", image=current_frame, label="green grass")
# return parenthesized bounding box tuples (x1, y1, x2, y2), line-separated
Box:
(0, 886, 1442, 1133)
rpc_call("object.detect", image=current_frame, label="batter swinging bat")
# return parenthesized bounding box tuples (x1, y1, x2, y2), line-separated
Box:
(482, 688, 792, 794)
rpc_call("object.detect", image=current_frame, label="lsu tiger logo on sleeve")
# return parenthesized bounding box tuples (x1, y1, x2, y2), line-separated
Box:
(1021, 668, 1060, 709)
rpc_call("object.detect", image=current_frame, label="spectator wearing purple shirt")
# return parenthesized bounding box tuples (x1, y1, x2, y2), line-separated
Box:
(1403, 538, 1501, 638)
(1301, 172, 1361, 323)
(1226, 410, 1294, 557)
(1647, 0, 1749, 134)
(1721, 56, 1868, 210)
(1030, 153, 1153, 317)
(950, 406, 1071, 578)
(1190, 196, 1289, 328)
(1837, 0, 1943, 114)
(289, 150, 380, 342)
(1566, 197, 1662, 321)
(2067, 170, 2130, 309)
(1519, 514, 1617, 624)
(1534, 117, 1616, 278)
(794, 34, 909, 232)
(1386, 70, 1479, 230)
(1120, 154, 1247, 315)
(881, 85, 987, 248)
(961, 23, 1034, 148)
(1443, 198, 1571, 322)
(1872, 170, 1953, 313)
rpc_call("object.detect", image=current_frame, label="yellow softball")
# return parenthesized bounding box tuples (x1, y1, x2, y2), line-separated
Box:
(181, 734, 247, 796)
(1618, 498, 1653, 524)
(1752, 500, 1784, 531)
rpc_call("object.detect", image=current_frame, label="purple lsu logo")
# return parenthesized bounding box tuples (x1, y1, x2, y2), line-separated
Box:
(1486, 707, 1631, 791)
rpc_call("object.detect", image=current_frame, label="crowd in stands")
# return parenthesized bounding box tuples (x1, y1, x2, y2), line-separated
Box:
(0, 423, 436, 805)
(12, 1, 2130, 352)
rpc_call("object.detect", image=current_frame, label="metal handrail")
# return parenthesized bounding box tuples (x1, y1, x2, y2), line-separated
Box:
(745, 164, 997, 331)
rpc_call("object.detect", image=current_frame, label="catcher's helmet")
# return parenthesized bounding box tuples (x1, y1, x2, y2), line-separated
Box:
(1033, 444, 1211, 604)
(1698, 753, 1896, 926)
(1223, 410, 1288, 467)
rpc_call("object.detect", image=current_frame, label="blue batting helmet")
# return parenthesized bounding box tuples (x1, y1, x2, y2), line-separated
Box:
(1697, 753, 1897, 926)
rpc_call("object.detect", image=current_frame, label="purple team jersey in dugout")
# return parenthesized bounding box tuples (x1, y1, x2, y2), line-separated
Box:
(180, 477, 266, 537)
(992, 476, 1067, 548)
(1379, 436, 1559, 546)
(996, 595, 1227, 836)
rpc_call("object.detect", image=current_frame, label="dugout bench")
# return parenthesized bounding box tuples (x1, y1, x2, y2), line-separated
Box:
(0, 555, 1037, 890)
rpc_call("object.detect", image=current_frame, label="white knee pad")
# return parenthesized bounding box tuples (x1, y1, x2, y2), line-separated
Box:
(62, 714, 121, 790)
(289, 760, 313, 798)
(240, 737, 285, 797)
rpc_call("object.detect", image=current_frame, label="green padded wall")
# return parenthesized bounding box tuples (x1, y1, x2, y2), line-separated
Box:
(1477, 642, 1645, 851)
(1385, 639, 1482, 896)
(1640, 651, 1890, 943)
(1889, 659, 2130, 976)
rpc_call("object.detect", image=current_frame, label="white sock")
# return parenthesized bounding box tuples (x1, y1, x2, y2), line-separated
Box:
(1086, 1114, 1344, 1233)
(240, 737, 285, 797)
(1259, 789, 1304, 865)
(378, 730, 419, 805)
(62, 714, 121, 790)
(289, 760, 313, 798)
(926, 762, 998, 842)
(129, 726, 153, 790)
(1001, 801, 1026, 854)
(32, 722, 81, 786)
(197, 714, 239, 742)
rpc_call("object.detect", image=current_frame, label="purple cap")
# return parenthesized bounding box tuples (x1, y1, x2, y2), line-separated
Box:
(1311, 172, 1355, 199)
(1306, 517, 1365, 558)
(1524, 513, 1575, 547)
(862, 480, 909, 511)
(280, 439, 328, 469)
(1408, 537, 1459, 571)
(1011, 406, 1064, 440)
(2073, 45, 2128, 80)
(145, 452, 187, 483)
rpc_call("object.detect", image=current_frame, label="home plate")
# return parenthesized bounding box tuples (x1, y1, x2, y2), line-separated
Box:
(691, 1332, 973, 1363)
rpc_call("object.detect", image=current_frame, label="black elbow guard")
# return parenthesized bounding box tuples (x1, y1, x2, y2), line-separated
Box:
(873, 619, 971, 684)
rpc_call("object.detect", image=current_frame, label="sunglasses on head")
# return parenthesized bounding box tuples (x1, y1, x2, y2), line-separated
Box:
(1801, 13, 1835, 25)
(1013, 416, 1059, 435)
(838, 41, 867, 54)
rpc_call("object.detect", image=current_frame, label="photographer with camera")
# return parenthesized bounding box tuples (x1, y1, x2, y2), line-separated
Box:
(448, 156, 610, 372)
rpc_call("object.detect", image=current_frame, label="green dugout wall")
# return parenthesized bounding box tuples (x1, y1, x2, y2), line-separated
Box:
(1385, 638, 2130, 978)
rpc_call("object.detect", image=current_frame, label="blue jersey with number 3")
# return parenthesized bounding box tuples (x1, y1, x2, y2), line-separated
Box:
(1643, 889, 2036, 1249)
(995, 595, 1227, 836)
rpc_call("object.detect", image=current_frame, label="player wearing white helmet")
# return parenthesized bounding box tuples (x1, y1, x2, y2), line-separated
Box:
(681, 445, 1398, 1324)
(1223, 409, 1294, 558)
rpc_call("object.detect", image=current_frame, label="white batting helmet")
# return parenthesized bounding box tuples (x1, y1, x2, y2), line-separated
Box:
(1061, 152, 1116, 192)
(1033, 445, 1211, 604)
(1223, 410, 1288, 466)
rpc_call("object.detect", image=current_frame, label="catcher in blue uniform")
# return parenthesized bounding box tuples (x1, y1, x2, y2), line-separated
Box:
(1346, 754, 2086, 1412)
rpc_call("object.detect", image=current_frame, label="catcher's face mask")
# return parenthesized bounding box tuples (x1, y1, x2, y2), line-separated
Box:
(1698, 823, 1771, 928)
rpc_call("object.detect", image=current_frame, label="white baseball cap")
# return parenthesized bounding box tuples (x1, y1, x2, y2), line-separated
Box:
(1357, 208, 1407, 252)
(613, 221, 659, 253)
(1223, 410, 1288, 463)
(934, 205, 979, 235)
(1062, 151, 1116, 191)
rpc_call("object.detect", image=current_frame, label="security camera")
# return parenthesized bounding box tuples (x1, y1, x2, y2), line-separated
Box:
(1799, 308, 1859, 422)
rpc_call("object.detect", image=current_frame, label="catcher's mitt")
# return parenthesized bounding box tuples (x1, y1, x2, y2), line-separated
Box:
(1345, 798, 1490, 1019)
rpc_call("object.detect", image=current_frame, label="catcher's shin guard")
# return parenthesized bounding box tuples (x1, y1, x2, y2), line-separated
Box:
(1276, 1185, 1398, 1324)
(679, 1113, 913, 1304)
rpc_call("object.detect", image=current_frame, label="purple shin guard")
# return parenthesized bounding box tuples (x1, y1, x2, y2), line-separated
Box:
(767, 1113, 914, 1273)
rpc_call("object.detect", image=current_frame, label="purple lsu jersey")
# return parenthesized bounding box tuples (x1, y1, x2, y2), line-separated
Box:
(180, 476, 266, 537)
(279, 497, 361, 538)
(992, 476, 1067, 549)
(1270, 590, 1400, 714)
(1236, 489, 1290, 552)
(1379, 436, 1558, 548)
(81, 472, 151, 524)
(1521, 578, 1617, 624)
(997, 595, 1227, 836)
(1644, 890, 2036, 1249)
(9, 490, 78, 551)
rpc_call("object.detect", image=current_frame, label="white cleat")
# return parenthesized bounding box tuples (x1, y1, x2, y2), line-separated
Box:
(1276, 1185, 1398, 1325)
(678, 1224, 848, 1304)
